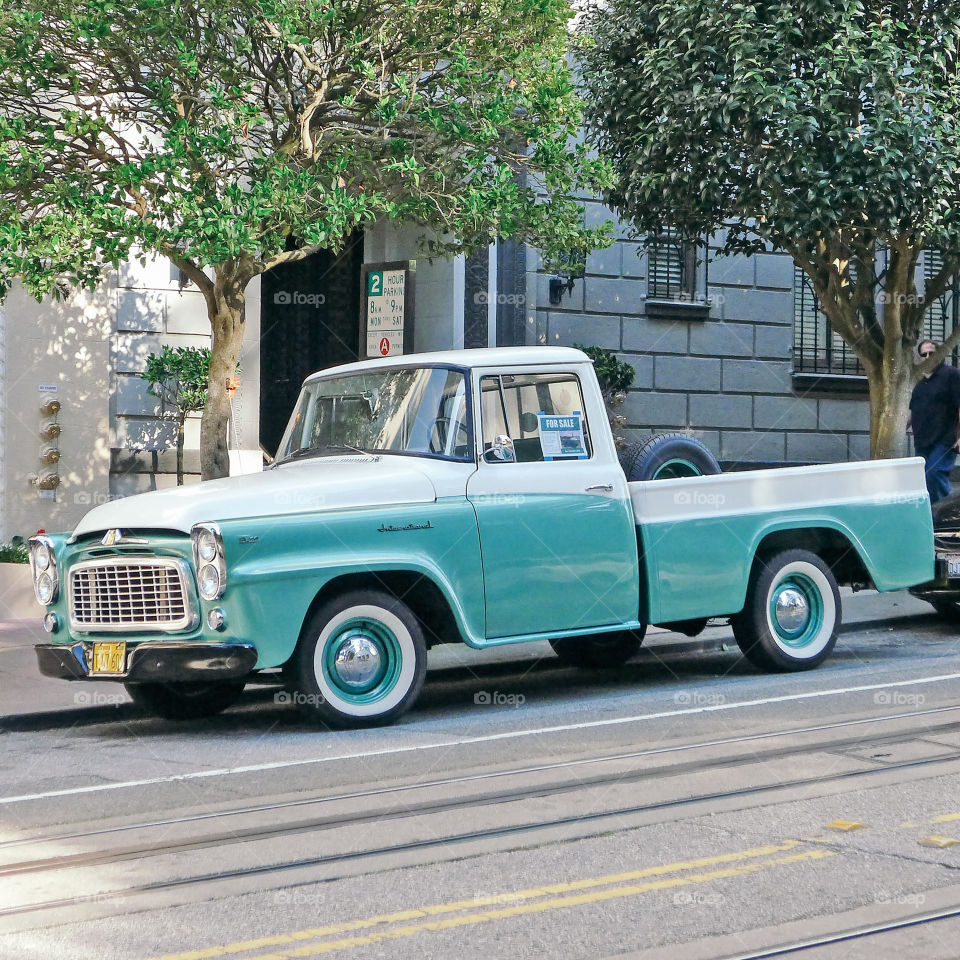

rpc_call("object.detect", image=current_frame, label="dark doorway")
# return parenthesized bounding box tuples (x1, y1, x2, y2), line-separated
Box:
(259, 232, 364, 456)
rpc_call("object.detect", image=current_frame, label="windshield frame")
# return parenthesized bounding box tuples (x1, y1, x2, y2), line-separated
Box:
(274, 362, 476, 466)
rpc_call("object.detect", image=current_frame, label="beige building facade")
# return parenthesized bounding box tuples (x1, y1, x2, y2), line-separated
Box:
(0, 257, 262, 542)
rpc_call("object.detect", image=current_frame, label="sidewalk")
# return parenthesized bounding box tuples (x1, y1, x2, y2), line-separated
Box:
(0, 589, 937, 726)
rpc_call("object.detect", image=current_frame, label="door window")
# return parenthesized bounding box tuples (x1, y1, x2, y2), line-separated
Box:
(479, 373, 592, 462)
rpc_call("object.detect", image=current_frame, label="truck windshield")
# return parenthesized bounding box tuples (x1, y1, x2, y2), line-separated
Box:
(274, 366, 472, 464)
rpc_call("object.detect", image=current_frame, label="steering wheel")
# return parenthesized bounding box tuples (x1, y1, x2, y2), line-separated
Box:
(428, 417, 470, 456)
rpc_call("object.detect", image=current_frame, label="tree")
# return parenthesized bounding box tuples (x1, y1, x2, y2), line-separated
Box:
(579, 0, 960, 458)
(0, 0, 612, 480)
(141, 345, 212, 486)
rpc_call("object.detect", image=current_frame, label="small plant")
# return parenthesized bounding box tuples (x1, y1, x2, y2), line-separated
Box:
(141, 346, 211, 485)
(575, 344, 635, 448)
(0, 538, 29, 563)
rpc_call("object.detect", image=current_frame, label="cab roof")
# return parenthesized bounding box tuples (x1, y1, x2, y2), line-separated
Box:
(303, 346, 592, 384)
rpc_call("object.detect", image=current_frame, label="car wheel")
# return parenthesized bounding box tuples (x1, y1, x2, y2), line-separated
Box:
(289, 589, 427, 728)
(550, 628, 646, 668)
(124, 680, 246, 720)
(732, 549, 840, 672)
(619, 433, 721, 481)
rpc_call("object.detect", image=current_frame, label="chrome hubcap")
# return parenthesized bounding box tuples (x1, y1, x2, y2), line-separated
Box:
(332, 635, 382, 688)
(774, 587, 809, 633)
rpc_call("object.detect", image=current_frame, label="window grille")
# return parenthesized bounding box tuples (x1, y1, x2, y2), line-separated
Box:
(793, 252, 959, 377)
(793, 265, 863, 375)
(647, 231, 698, 301)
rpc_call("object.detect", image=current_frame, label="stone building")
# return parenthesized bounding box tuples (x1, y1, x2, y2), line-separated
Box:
(2, 208, 948, 539)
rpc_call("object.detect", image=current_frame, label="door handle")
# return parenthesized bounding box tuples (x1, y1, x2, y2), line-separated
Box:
(585, 483, 614, 493)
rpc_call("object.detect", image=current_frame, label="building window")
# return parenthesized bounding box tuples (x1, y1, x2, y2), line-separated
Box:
(923, 249, 960, 360)
(793, 253, 960, 380)
(647, 230, 698, 301)
(792, 264, 864, 377)
(645, 231, 709, 319)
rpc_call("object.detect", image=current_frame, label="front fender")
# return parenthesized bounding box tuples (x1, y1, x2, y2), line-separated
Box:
(217, 500, 484, 667)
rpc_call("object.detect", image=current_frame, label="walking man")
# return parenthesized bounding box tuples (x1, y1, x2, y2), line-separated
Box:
(909, 340, 960, 504)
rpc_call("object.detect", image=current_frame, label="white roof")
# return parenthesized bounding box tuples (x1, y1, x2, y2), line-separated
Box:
(304, 346, 592, 384)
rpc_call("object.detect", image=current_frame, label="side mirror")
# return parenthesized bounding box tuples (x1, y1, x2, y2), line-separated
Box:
(484, 435, 516, 463)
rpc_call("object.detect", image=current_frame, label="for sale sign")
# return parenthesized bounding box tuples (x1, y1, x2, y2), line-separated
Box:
(365, 268, 406, 358)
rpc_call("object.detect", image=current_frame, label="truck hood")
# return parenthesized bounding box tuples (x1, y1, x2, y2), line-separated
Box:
(72, 456, 437, 537)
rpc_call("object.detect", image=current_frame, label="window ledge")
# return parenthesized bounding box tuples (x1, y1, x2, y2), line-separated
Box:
(645, 299, 711, 321)
(791, 370, 869, 395)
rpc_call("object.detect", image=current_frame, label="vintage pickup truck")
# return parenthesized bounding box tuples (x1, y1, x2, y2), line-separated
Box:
(30, 347, 934, 726)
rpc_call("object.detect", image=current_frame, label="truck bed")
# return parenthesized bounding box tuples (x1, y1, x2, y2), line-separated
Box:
(628, 457, 932, 625)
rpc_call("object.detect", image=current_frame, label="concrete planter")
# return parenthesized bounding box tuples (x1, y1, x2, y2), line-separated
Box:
(0, 563, 42, 621)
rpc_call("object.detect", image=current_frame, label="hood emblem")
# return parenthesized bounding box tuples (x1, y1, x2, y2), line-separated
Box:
(101, 529, 147, 546)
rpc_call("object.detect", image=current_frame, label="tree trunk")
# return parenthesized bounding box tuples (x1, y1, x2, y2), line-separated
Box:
(176, 413, 186, 485)
(200, 278, 245, 481)
(869, 349, 916, 460)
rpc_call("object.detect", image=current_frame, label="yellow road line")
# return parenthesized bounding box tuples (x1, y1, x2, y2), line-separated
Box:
(932, 812, 960, 823)
(148, 840, 808, 960)
(239, 850, 836, 960)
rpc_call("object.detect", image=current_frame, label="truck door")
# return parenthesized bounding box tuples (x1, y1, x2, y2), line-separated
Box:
(467, 370, 639, 639)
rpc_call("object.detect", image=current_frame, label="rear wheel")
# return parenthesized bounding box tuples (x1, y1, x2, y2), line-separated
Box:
(619, 433, 721, 481)
(288, 589, 427, 728)
(731, 549, 840, 672)
(550, 628, 646, 668)
(124, 680, 246, 720)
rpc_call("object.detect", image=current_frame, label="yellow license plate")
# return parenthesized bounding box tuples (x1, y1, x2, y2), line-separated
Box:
(91, 641, 126, 675)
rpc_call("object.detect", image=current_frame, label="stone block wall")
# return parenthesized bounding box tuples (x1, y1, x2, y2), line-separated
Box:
(530, 203, 873, 466)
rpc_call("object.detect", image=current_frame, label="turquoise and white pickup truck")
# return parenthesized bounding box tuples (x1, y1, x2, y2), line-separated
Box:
(31, 347, 934, 726)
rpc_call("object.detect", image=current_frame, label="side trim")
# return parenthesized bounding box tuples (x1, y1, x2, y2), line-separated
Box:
(468, 619, 645, 649)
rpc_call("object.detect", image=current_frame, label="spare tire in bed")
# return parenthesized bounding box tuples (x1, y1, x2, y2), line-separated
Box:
(618, 433, 721, 481)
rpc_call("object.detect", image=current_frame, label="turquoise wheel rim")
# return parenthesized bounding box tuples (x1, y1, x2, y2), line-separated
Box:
(321, 617, 403, 704)
(652, 457, 702, 480)
(768, 573, 824, 648)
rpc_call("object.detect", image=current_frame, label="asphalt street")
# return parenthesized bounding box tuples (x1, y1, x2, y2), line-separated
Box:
(1, 589, 959, 960)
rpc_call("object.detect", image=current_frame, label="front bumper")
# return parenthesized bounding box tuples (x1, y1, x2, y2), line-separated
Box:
(35, 641, 258, 683)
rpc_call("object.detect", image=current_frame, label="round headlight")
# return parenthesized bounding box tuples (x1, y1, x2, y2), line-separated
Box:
(198, 563, 221, 600)
(34, 544, 51, 572)
(198, 530, 218, 563)
(36, 572, 55, 605)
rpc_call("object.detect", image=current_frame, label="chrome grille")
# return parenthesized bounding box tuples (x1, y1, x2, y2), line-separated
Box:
(69, 558, 195, 632)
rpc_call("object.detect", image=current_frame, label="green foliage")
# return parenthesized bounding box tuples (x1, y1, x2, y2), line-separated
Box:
(575, 344, 635, 394)
(142, 346, 211, 419)
(0, 541, 29, 563)
(578, 1, 960, 455)
(0, 0, 614, 301)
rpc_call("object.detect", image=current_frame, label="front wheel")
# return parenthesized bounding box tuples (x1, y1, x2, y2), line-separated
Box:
(731, 549, 840, 672)
(550, 629, 646, 668)
(288, 589, 427, 728)
(124, 680, 246, 720)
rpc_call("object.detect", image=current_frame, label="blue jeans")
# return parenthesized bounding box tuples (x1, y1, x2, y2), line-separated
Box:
(921, 443, 957, 504)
